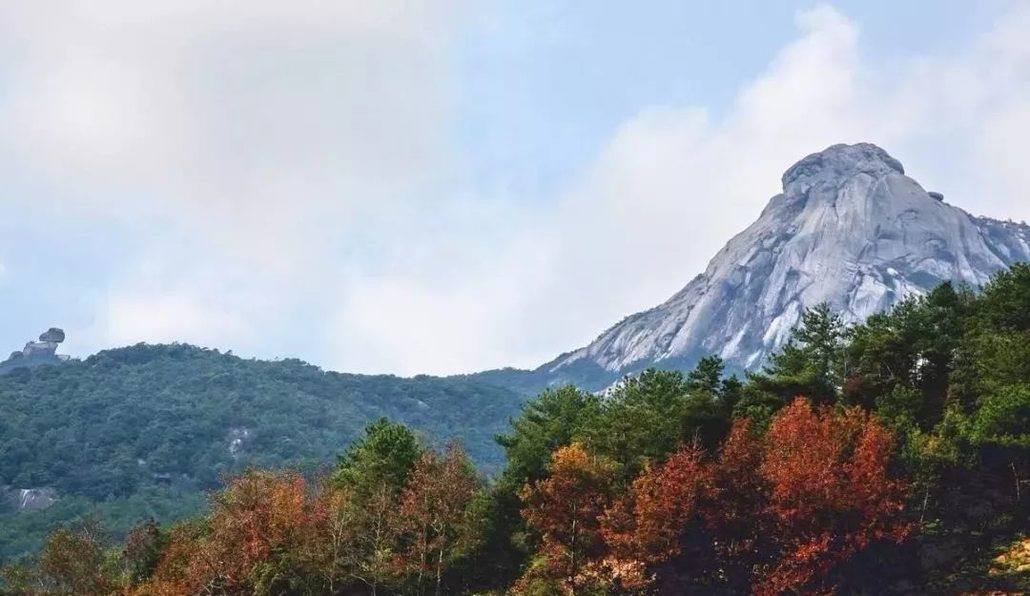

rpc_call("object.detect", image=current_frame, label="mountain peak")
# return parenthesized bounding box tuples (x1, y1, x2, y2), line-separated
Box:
(782, 142, 905, 191)
(545, 143, 1030, 388)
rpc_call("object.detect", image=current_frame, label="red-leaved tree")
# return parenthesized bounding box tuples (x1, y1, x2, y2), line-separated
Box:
(703, 418, 771, 590)
(754, 397, 911, 595)
(601, 444, 710, 589)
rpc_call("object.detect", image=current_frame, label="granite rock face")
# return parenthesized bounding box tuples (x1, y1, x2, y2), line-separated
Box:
(550, 143, 1030, 374)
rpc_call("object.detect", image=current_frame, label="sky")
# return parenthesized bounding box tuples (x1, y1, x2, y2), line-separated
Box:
(1, 1, 1028, 375)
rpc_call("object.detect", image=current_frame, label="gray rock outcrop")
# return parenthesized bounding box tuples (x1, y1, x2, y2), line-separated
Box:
(0, 328, 69, 374)
(1, 486, 58, 513)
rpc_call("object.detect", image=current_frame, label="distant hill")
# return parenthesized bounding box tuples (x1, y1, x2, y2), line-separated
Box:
(0, 343, 524, 560)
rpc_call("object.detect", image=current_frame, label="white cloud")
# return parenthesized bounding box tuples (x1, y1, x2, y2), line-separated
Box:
(0, 0, 475, 361)
(0, 0, 466, 256)
(978, 101, 1030, 208)
(2, 3, 1028, 374)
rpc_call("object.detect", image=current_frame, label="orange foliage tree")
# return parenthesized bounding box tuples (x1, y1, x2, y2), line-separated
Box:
(0, 520, 115, 596)
(134, 442, 486, 596)
(130, 521, 209, 596)
(307, 484, 362, 594)
(753, 397, 911, 595)
(59, 400, 909, 596)
(601, 444, 710, 589)
(136, 470, 316, 594)
(517, 443, 617, 595)
(515, 400, 910, 594)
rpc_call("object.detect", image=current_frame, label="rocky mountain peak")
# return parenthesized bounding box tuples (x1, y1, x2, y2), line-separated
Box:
(781, 143, 905, 191)
(545, 143, 1030, 383)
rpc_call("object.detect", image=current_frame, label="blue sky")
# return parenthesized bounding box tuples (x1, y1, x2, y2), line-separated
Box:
(1, 1, 1028, 374)
(454, 0, 1004, 199)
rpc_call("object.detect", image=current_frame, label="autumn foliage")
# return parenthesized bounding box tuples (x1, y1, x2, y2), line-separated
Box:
(601, 444, 709, 589)
(512, 397, 911, 594)
(9, 271, 1030, 594)
(123, 432, 484, 596)
(517, 443, 616, 594)
(395, 443, 482, 595)
(137, 470, 316, 594)
(753, 398, 911, 595)
(4, 398, 911, 596)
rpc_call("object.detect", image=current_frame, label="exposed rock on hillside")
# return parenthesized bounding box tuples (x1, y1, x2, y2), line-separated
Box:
(1, 486, 57, 513)
(0, 328, 70, 374)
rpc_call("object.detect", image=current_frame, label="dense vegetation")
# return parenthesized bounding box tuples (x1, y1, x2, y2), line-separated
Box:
(3, 263, 1029, 593)
(0, 346, 524, 560)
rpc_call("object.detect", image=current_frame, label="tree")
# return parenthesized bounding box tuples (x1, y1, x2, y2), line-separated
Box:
(130, 521, 209, 596)
(135, 470, 316, 595)
(1, 520, 115, 596)
(493, 386, 601, 587)
(332, 418, 423, 498)
(307, 484, 355, 594)
(686, 355, 724, 395)
(756, 398, 910, 595)
(793, 303, 848, 384)
(601, 444, 710, 589)
(581, 369, 729, 480)
(704, 418, 770, 591)
(518, 444, 617, 595)
(978, 262, 1030, 331)
(395, 442, 484, 595)
(582, 370, 691, 478)
(321, 420, 431, 594)
(967, 385, 1030, 448)
(748, 303, 848, 407)
(120, 518, 166, 585)
(497, 386, 600, 488)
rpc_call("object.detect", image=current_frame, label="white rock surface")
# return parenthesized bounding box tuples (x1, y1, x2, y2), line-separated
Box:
(1, 486, 57, 512)
(551, 143, 1030, 373)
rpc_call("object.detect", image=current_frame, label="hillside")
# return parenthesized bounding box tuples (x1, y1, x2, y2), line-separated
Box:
(0, 344, 524, 560)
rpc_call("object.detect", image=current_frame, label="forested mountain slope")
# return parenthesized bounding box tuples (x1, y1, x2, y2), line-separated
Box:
(0, 344, 524, 559)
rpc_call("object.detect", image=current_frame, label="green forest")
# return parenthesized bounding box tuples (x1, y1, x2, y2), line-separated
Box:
(0, 345, 525, 561)
(3, 264, 1030, 594)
